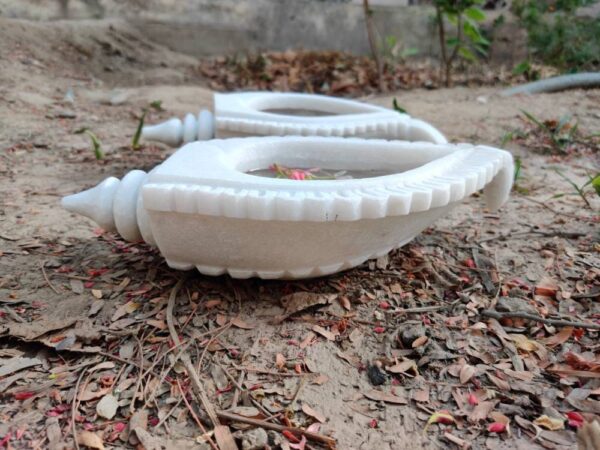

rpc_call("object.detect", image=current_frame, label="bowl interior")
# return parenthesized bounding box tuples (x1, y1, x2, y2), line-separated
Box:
(230, 140, 455, 181)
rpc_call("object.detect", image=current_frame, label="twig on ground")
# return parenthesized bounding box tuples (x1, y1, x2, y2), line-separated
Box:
(387, 300, 460, 315)
(481, 309, 600, 330)
(522, 196, 597, 222)
(233, 365, 311, 377)
(176, 378, 218, 450)
(166, 278, 221, 427)
(41, 261, 60, 294)
(71, 368, 87, 450)
(231, 370, 245, 409)
(478, 228, 588, 243)
(216, 410, 337, 447)
(287, 375, 307, 412)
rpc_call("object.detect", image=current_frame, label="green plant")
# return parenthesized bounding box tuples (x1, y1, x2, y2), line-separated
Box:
(512, 60, 540, 81)
(382, 35, 419, 65)
(132, 101, 163, 149)
(512, 0, 600, 71)
(553, 169, 600, 208)
(503, 111, 599, 155)
(132, 109, 147, 150)
(521, 110, 579, 154)
(392, 98, 408, 114)
(433, 0, 490, 86)
(75, 128, 104, 160)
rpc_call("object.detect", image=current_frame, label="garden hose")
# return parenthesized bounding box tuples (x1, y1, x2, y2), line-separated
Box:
(501, 72, 600, 96)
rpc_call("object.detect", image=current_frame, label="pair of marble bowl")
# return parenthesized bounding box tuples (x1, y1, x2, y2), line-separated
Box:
(63, 92, 513, 279)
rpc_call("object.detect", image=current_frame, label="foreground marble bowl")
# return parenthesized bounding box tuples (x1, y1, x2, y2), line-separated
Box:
(62, 136, 513, 279)
(141, 91, 447, 146)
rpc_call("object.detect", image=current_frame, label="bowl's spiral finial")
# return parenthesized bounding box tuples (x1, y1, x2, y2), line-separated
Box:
(61, 170, 150, 243)
(141, 109, 214, 146)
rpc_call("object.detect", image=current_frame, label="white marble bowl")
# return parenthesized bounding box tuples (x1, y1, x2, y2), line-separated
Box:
(141, 92, 447, 146)
(62, 136, 513, 279)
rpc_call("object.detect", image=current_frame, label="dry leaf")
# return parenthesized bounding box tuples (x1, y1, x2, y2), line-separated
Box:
(311, 374, 329, 385)
(364, 388, 407, 404)
(302, 403, 326, 423)
(77, 431, 105, 450)
(535, 277, 559, 297)
(460, 364, 476, 384)
(413, 387, 430, 403)
(469, 401, 496, 423)
(231, 317, 255, 330)
(204, 299, 222, 309)
(216, 314, 228, 326)
(312, 325, 337, 341)
(79, 386, 111, 402)
(541, 327, 573, 347)
(489, 411, 510, 426)
(509, 334, 539, 352)
(281, 292, 334, 315)
(412, 335, 428, 348)
(533, 415, 565, 431)
(300, 332, 316, 349)
(386, 358, 418, 376)
(487, 373, 510, 391)
(338, 296, 351, 311)
(275, 353, 286, 370)
(111, 301, 139, 321)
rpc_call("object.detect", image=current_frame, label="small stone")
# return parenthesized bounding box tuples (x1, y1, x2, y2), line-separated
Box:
(240, 428, 268, 450)
(267, 430, 285, 447)
(54, 109, 77, 119)
(119, 342, 135, 360)
(367, 363, 387, 386)
(109, 91, 129, 106)
(399, 325, 426, 348)
(496, 297, 538, 315)
(96, 394, 118, 419)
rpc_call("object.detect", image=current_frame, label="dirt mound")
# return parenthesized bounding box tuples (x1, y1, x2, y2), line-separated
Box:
(0, 17, 201, 89)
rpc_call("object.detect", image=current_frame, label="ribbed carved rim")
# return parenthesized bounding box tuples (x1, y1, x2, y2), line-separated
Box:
(141, 137, 513, 222)
(216, 115, 447, 144)
(214, 92, 447, 144)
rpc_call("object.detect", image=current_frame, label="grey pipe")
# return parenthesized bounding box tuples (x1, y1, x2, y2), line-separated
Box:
(500, 72, 600, 96)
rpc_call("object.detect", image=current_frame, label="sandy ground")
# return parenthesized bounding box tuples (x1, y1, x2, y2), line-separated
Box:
(1, 17, 599, 450)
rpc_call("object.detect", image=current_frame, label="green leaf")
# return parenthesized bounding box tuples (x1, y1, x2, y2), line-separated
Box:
(86, 130, 103, 160)
(446, 12, 458, 25)
(501, 131, 514, 146)
(465, 7, 486, 22)
(592, 174, 600, 196)
(401, 47, 419, 58)
(132, 109, 147, 150)
(512, 60, 531, 75)
(513, 156, 522, 182)
(521, 110, 546, 130)
(392, 98, 408, 114)
(149, 100, 163, 111)
(458, 46, 477, 62)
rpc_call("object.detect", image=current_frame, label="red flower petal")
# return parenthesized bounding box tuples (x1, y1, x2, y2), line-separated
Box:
(566, 411, 584, 428)
(14, 391, 35, 400)
(488, 422, 506, 433)
(468, 393, 479, 406)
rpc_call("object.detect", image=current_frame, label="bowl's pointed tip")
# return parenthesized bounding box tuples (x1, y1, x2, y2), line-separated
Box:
(61, 177, 121, 231)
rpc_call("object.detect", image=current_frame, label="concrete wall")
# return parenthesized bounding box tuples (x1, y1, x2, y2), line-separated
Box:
(0, 0, 439, 58)
(128, 0, 438, 59)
